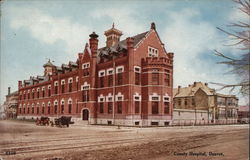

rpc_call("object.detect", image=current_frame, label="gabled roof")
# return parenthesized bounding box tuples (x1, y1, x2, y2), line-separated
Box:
(173, 82, 216, 98)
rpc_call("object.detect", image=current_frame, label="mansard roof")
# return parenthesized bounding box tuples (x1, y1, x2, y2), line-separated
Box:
(98, 31, 149, 62)
(43, 60, 54, 67)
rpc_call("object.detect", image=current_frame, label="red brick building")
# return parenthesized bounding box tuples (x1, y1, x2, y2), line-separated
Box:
(17, 23, 174, 126)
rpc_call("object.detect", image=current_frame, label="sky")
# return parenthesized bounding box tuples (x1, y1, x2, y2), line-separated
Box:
(0, 0, 249, 105)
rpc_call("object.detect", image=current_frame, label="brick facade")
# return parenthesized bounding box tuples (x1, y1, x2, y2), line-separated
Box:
(17, 23, 174, 126)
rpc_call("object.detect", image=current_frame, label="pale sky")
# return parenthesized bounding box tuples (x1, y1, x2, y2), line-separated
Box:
(0, 0, 249, 105)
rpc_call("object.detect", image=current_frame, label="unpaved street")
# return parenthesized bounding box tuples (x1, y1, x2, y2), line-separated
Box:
(0, 120, 249, 160)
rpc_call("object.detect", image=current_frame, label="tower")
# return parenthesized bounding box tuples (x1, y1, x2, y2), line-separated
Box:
(43, 59, 54, 76)
(104, 23, 123, 47)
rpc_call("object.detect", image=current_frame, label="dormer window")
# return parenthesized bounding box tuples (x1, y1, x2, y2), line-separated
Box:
(148, 47, 158, 57)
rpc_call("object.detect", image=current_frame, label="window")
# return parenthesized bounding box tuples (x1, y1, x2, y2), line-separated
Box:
(135, 101, 140, 114)
(54, 105, 57, 114)
(165, 70, 170, 86)
(107, 68, 114, 75)
(24, 93, 26, 100)
(76, 77, 79, 91)
(32, 90, 35, 99)
(108, 102, 113, 114)
(48, 103, 51, 114)
(28, 92, 30, 99)
(184, 99, 188, 106)
(148, 47, 158, 57)
(61, 101, 64, 114)
(152, 70, 159, 85)
(82, 63, 90, 76)
(23, 107, 26, 114)
(99, 103, 104, 113)
(48, 85, 51, 97)
(37, 106, 39, 114)
(178, 99, 181, 106)
(108, 75, 113, 87)
(42, 104, 45, 114)
(116, 66, 124, 85)
(54, 82, 58, 94)
(37, 88, 40, 98)
(152, 102, 159, 114)
(98, 70, 105, 77)
(42, 89, 45, 98)
(100, 77, 104, 88)
(164, 102, 169, 114)
(27, 107, 30, 114)
(117, 102, 122, 114)
(68, 79, 73, 92)
(82, 85, 89, 102)
(68, 100, 72, 114)
(192, 98, 195, 106)
(61, 80, 65, 94)
(32, 104, 34, 114)
(117, 73, 123, 85)
(134, 66, 141, 85)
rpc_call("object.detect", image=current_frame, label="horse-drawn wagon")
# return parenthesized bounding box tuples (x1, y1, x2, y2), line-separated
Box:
(36, 116, 50, 126)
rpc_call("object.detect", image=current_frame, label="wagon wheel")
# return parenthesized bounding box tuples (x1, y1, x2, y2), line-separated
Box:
(59, 121, 62, 128)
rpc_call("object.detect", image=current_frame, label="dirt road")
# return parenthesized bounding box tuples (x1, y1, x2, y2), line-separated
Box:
(0, 120, 249, 160)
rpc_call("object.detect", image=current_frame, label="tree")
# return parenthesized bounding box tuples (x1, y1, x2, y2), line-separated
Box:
(213, 0, 250, 97)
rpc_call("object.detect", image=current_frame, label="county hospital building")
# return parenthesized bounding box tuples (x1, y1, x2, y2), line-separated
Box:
(17, 23, 174, 126)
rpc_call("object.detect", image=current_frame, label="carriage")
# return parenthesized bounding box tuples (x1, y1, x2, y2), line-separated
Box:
(36, 116, 50, 126)
(51, 116, 73, 127)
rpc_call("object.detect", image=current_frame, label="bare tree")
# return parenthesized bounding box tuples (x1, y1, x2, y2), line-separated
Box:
(213, 0, 250, 97)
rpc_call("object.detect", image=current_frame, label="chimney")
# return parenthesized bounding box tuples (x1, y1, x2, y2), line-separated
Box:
(18, 81, 22, 89)
(194, 82, 197, 87)
(89, 32, 99, 58)
(177, 85, 181, 93)
(8, 87, 11, 95)
(205, 83, 208, 86)
(151, 22, 156, 30)
(126, 37, 134, 50)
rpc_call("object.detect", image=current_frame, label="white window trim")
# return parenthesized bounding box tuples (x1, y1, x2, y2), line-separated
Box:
(61, 99, 65, 105)
(106, 93, 114, 102)
(54, 81, 58, 86)
(28, 90, 30, 93)
(61, 79, 65, 85)
(37, 88, 40, 91)
(76, 76, 79, 82)
(48, 101, 51, 106)
(81, 82, 90, 90)
(48, 85, 51, 89)
(107, 68, 114, 75)
(115, 92, 124, 101)
(116, 66, 124, 73)
(54, 100, 58, 105)
(82, 62, 90, 69)
(68, 98, 72, 104)
(42, 87, 45, 91)
(134, 66, 141, 73)
(149, 93, 161, 101)
(68, 77, 73, 83)
(98, 94, 106, 102)
(98, 70, 106, 77)
(133, 92, 142, 101)
(163, 94, 170, 102)
(148, 46, 158, 57)
(32, 89, 35, 92)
